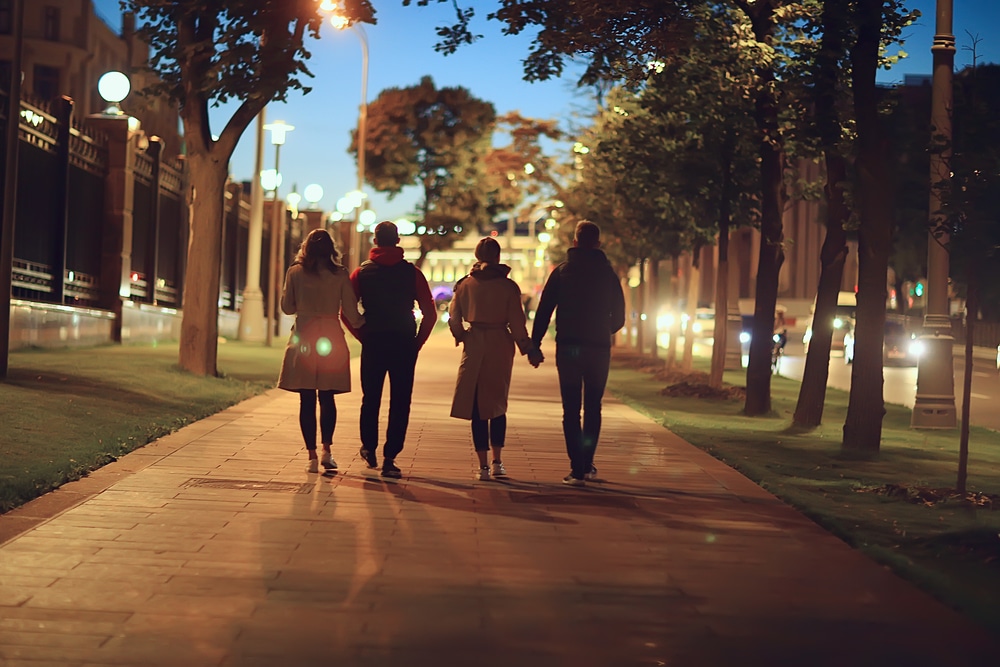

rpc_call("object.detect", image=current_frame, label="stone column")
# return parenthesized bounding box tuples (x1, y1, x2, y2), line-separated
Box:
(238, 111, 266, 341)
(89, 115, 141, 342)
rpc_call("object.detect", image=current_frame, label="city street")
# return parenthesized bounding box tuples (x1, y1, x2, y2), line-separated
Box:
(776, 342, 1000, 431)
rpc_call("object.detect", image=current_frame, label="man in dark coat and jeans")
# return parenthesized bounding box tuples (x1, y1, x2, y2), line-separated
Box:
(531, 221, 626, 486)
(345, 221, 437, 478)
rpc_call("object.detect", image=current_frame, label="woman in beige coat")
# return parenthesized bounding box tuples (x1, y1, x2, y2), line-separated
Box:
(449, 237, 541, 481)
(278, 229, 364, 473)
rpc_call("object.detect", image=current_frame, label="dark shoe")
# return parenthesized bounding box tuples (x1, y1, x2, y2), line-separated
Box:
(381, 460, 402, 479)
(562, 473, 585, 487)
(359, 447, 378, 469)
(584, 465, 598, 481)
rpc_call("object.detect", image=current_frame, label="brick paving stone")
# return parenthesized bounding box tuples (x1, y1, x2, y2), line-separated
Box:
(1, 331, 998, 666)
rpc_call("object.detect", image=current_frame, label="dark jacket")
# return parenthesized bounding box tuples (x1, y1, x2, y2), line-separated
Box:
(530, 247, 625, 349)
(344, 246, 437, 347)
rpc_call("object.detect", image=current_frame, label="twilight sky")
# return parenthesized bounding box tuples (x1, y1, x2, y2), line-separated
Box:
(93, 1, 1000, 225)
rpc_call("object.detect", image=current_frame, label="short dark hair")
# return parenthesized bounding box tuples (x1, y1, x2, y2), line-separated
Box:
(373, 220, 400, 247)
(574, 221, 601, 249)
(474, 237, 501, 263)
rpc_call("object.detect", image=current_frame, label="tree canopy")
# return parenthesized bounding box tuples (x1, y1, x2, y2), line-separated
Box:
(356, 75, 495, 263)
(123, 0, 373, 376)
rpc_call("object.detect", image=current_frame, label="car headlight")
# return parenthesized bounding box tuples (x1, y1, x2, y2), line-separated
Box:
(833, 317, 844, 328)
(739, 332, 751, 344)
(657, 313, 675, 330)
(692, 322, 702, 334)
(908, 339, 926, 357)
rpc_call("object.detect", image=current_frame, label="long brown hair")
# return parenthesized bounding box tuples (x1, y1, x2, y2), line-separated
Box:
(294, 228, 342, 273)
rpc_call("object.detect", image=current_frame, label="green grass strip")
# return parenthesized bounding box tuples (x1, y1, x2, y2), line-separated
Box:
(606, 352, 1000, 637)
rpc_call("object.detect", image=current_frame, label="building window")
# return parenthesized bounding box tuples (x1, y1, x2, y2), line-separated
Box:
(33, 65, 60, 101)
(44, 6, 60, 41)
(0, 0, 11, 36)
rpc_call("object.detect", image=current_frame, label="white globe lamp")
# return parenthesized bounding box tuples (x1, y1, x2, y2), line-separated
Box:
(98, 71, 131, 115)
(304, 184, 324, 208)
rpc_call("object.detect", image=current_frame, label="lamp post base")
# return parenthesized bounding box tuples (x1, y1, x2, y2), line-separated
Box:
(911, 315, 957, 428)
(237, 287, 267, 343)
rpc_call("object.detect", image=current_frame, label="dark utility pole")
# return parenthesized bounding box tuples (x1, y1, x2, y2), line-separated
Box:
(0, 0, 25, 378)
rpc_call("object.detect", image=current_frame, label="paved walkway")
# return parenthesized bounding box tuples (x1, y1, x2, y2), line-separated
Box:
(1, 331, 997, 667)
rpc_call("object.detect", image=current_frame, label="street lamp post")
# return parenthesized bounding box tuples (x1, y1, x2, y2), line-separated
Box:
(322, 4, 369, 272)
(263, 120, 294, 346)
(912, 0, 957, 428)
(237, 109, 267, 342)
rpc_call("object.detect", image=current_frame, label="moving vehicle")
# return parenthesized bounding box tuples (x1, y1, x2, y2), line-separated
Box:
(843, 314, 924, 366)
(803, 291, 857, 354)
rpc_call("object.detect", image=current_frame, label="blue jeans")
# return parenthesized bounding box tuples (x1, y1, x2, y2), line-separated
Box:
(555, 344, 611, 478)
(360, 332, 417, 462)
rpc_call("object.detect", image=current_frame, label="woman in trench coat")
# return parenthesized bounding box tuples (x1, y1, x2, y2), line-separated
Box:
(449, 237, 541, 481)
(278, 229, 364, 473)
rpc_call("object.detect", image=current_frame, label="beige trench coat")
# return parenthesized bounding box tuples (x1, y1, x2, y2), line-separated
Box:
(277, 264, 364, 393)
(448, 265, 530, 420)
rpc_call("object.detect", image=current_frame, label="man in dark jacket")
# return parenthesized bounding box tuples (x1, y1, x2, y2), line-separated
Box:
(531, 221, 626, 486)
(345, 221, 437, 478)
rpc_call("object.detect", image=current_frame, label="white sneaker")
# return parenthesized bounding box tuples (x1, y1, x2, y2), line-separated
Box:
(584, 465, 598, 481)
(477, 466, 491, 481)
(562, 473, 585, 487)
(321, 452, 337, 470)
(307, 459, 319, 473)
(491, 461, 507, 478)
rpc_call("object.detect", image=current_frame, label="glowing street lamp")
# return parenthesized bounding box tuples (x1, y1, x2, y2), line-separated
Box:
(303, 184, 324, 208)
(320, 2, 369, 271)
(98, 71, 131, 115)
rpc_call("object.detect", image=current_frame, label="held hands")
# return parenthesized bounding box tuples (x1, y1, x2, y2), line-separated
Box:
(527, 347, 544, 368)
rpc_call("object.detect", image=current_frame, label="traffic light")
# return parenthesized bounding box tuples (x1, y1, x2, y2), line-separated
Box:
(914, 281, 924, 297)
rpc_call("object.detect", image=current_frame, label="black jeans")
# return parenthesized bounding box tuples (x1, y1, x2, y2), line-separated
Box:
(298, 390, 336, 451)
(471, 390, 506, 453)
(555, 344, 611, 478)
(360, 332, 418, 462)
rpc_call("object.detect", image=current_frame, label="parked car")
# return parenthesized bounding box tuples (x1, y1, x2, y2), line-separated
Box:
(843, 314, 924, 366)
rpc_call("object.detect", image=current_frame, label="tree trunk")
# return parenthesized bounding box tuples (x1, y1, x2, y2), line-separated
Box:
(635, 258, 646, 355)
(794, 152, 849, 427)
(711, 131, 736, 388)
(743, 6, 786, 416)
(178, 154, 228, 376)
(793, 0, 850, 427)
(843, 0, 891, 454)
(710, 222, 730, 389)
(666, 253, 682, 367)
(648, 259, 660, 358)
(620, 273, 634, 348)
(682, 247, 701, 370)
(957, 271, 976, 495)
